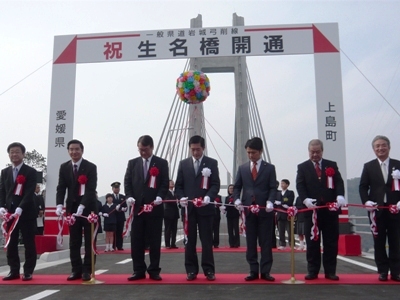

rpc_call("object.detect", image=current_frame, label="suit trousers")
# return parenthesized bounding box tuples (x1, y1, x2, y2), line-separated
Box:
(164, 217, 178, 247)
(131, 214, 163, 275)
(69, 216, 93, 273)
(277, 218, 292, 247)
(185, 210, 215, 275)
(245, 213, 274, 274)
(7, 218, 37, 274)
(304, 209, 338, 275)
(115, 218, 125, 249)
(373, 209, 400, 275)
(227, 216, 240, 247)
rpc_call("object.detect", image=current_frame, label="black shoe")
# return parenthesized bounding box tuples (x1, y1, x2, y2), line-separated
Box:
(171, 245, 179, 249)
(305, 273, 318, 280)
(214, 246, 219, 248)
(22, 274, 32, 281)
(186, 273, 197, 281)
(379, 273, 388, 281)
(245, 272, 259, 281)
(67, 272, 82, 281)
(325, 274, 339, 281)
(117, 248, 124, 251)
(206, 272, 216, 281)
(391, 274, 400, 282)
(127, 273, 146, 281)
(82, 273, 91, 281)
(260, 273, 275, 281)
(149, 274, 162, 281)
(2, 273, 20, 281)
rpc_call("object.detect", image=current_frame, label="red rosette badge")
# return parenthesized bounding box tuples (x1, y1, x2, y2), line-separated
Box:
(325, 167, 335, 189)
(148, 167, 159, 188)
(14, 175, 26, 196)
(78, 175, 88, 196)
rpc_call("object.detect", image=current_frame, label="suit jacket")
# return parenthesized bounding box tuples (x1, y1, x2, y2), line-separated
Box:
(164, 190, 179, 219)
(56, 159, 98, 215)
(359, 158, 400, 218)
(296, 158, 344, 217)
(113, 193, 126, 221)
(0, 164, 37, 220)
(175, 156, 220, 216)
(233, 160, 277, 217)
(275, 189, 295, 221)
(124, 155, 169, 217)
(35, 194, 45, 215)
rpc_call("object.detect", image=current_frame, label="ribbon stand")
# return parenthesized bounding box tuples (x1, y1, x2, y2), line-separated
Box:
(282, 216, 304, 284)
(83, 211, 103, 285)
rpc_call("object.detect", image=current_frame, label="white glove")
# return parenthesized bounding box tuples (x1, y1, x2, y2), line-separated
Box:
(180, 197, 188, 207)
(219, 206, 226, 213)
(122, 207, 128, 212)
(282, 204, 289, 209)
(337, 195, 347, 207)
(13, 207, 23, 217)
(126, 197, 136, 205)
(303, 198, 317, 208)
(202, 196, 210, 206)
(234, 199, 244, 211)
(55, 204, 64, 216)
(365, 200, 377, 212)
(103, 213, 109, 217)
(98, 212, 103, 216)
(274, 200, 281, 206)
(76, 204, 85, 216)
(0, 207, 6, 217)
(154, 196, 163, 206)
(397, 201, 400, 210)
(265, 201, 274, 212)
(116, 204, 121, 211)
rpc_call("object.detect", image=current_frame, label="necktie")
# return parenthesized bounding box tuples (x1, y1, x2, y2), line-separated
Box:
(144, 159, 148, 179)
(73, 164, 78, 178)
(315, 163, 322, 179)
(251, 162, 257, 180)
(13, 167, 18, 182)
(194, 159, 199, 174)
(382, 162, 388, 203)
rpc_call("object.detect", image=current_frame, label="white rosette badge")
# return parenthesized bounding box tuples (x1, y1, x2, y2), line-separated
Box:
(391, 169, 400, 191)
(201, 167, 212, 189)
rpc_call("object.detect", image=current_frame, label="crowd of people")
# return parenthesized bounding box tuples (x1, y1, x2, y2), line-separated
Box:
(0, 135, 399, 284)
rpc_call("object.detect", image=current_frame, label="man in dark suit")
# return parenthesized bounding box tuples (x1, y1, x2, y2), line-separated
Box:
(56, 139, 98, 282)
(296, 138, 346, 281)
(111, 181, 126, 250)
(275, 179, 295, 249)
(0, 142, 37, 281)
(175, 135, 220, 281)
(164, 179, 179, 249)
(35, 184, 45, 235)
(359, 135, 400, 282)
(233, 137, 277, 282)
(124, 135, 169, 281)
(212, 195, 222, 248)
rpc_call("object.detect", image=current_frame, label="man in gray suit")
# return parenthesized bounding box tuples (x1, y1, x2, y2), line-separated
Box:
(233, 137, 277, 281)
(175, 135, 220, 281)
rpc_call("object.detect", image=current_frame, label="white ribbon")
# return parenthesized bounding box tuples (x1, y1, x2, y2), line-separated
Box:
(149, 176, 156, 188)
(327, 176, 334, 189)
(14, 184, 23, 196)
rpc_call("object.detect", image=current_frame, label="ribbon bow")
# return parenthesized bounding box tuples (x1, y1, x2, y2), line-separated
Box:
(389, 204, 399, 214)
(193, 197, 203, 208)
(249, 204, 260, 214)
(286, 206, 298, 218)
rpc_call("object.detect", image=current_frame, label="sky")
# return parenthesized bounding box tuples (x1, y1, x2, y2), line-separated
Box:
(1, 0, 400, 200)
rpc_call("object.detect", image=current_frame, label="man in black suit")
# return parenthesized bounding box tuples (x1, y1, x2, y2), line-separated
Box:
(35, 184, 45, 235)
(233, 137, 277, 282)
(0, 142, 37, 281)
(359, 135, 400, 282)
(111, 181, 126, 250)
(296, 139, 345, 281)
(275, 179, 295, 249)
(164, 179, 179, 249)
(212, 195, 222, 248)
(56, 139, 98, 282)
(175, 135, 220, 281)
(124, 135, 169, 281)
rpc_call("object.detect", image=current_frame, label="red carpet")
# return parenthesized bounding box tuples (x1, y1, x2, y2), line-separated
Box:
(102, 247, 303, 254)
(1, 274, 398, 285)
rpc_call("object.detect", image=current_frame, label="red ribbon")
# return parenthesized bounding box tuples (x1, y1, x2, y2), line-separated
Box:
(249, 204, 260, 215)
(4, 214, 19, 249)
(239, 210, 246, 237)
(286, 206, 298, 218)
(184, 205, 188, 245)
(193, 197, 203, 207)
(123, 203, 134, 238)
(310, 210, 319, 241)
(148, 167, 159, 188)
(138, 204, 154, 215)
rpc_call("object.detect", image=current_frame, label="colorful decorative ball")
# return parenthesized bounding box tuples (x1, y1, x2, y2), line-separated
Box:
(176, 70, 210, 104)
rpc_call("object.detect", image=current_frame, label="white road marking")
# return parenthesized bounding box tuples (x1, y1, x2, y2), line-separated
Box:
(95, 269, 108, 275)
(116, 258, 132, 264)
(20, 290, 59, 300)
(337, 255, 377, 272)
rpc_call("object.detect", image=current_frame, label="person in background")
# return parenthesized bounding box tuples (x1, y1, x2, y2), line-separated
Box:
(35, 184, 45, 235)
(111, 181, 126, 251)
(223, 184, 240, 248)
(100, 193, 117, 252)
(275, 179, 295, 249)
(164, 180, 179, 249)
(212, 195, 222, 248)
(294, 196, 306, 251)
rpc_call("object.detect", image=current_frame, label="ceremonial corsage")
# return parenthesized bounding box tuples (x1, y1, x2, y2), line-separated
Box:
(201, 167, 212, 189)
(325, 167, 335, 189)
(14, 175, 26, 196)
(391, 169, 400, 191)
(78, 175, 88, 196)
(148, 166, 159, 188)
